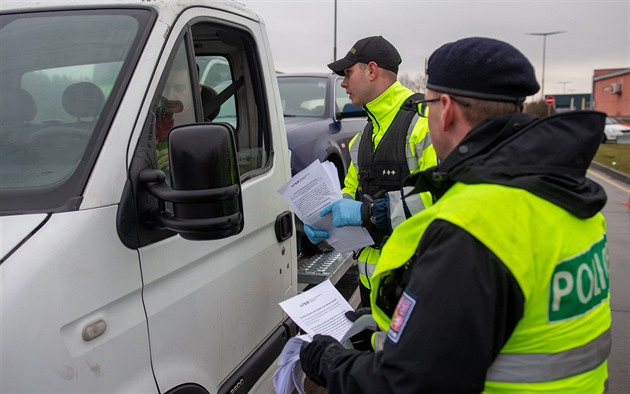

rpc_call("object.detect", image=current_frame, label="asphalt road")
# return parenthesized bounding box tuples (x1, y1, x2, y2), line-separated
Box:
(588, 166, 630, 394)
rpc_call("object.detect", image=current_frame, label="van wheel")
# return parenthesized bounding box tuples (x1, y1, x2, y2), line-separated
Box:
(164, 384, 209, 394)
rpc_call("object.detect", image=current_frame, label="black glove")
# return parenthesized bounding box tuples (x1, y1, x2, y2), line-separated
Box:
(300, 334, 343, 387)
(345, 307, 372, 322)
(343, 308, 377, 351)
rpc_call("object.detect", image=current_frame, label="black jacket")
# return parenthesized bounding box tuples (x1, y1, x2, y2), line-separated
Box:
(319, 111, 607, 393)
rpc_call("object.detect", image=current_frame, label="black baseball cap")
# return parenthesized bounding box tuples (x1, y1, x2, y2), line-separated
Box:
(328, 36, 402, 76)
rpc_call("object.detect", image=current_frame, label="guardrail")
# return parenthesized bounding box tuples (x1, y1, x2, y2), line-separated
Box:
(617, 134, 630, 144)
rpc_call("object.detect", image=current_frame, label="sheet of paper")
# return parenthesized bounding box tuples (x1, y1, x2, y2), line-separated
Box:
(278, 159, 373, 253)
(272, 334, 309, 394)
(275, 280, 355, 394)
(279, 279, 354, 341)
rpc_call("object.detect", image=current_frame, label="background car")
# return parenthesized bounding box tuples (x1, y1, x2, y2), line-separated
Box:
(277, 72, 366, 255)
(277, 72, 366, 184)
(613, 116, 630, 127)
(604, 116, 630, 142)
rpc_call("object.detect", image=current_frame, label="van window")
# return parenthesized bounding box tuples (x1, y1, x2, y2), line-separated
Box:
(196, 55, 237, 128)
(147, 22, 269, 181)
(0, 9, 152, 214)
(155, 43, 196, 175)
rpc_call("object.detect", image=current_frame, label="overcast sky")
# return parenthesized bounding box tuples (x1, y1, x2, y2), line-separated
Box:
(238, 0, 629, 97)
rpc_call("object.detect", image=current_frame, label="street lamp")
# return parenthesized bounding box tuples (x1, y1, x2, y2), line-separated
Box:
(526, 31, 566, 100)
(333, 0, 337, 61)
(558, 81, 571, 94)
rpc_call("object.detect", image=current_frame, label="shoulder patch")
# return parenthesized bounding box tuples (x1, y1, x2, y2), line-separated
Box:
(387, 290, 416, 345)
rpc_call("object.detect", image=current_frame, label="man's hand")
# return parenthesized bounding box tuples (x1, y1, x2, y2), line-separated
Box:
(320, 198, 363, 227)
(345, 307, 372, 322)
(304, 224, 329, 245)
(300, 334, 343, 388)
(342, 308, 377, 351)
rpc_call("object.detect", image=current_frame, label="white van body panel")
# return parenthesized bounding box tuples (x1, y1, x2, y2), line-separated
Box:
(1, 207, 155, 393)
(0, 1, 297, 393)
(0, 214, 47, 256)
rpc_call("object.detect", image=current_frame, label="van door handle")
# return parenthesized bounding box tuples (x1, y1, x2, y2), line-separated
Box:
(274, 211, 293, 242)
(82, 319, 107, 341)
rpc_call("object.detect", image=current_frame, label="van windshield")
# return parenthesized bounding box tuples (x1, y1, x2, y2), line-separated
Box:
(0, 9, 152, 214)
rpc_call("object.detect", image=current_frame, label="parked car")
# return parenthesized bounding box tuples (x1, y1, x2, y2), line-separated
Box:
(277, 72, 366, 255)
(613, 116, 630, 127)
(277, 72, 366, 184)
(603, 116, 630, 142)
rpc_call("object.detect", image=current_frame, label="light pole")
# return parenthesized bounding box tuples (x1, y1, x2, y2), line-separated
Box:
(526, 31, 566, 100)
(558, 81, 571, 94)
(333, 0, 337, 61)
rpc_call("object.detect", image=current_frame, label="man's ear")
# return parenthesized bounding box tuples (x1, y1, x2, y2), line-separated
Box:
(440, 94, 456, 131)
(367, 61, 378, 81)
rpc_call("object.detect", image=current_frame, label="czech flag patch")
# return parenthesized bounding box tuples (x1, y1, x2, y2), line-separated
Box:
(387, 290, 416, 345)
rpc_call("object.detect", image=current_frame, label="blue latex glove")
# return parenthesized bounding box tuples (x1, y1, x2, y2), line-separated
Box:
(320, 198, 363, 227)
(304, 224, 329, 244)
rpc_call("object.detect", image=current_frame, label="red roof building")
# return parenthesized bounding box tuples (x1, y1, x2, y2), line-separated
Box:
(593, 68, 630, 117)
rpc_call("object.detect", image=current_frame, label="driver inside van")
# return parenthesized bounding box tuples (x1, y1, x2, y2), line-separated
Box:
(155, 52, 196, 173)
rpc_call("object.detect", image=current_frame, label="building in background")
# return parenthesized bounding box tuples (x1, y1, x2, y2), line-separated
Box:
(593, 68, 630, 118)
(554, 93, 592, 113)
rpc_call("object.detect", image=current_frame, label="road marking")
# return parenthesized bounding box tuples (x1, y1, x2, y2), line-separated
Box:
(587, 169, 630, 194)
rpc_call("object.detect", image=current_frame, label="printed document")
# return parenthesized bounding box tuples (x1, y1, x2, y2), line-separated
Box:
(278, 159, 373, 253)
(279, 279, 354, 341)
(274, 280, 354, 394)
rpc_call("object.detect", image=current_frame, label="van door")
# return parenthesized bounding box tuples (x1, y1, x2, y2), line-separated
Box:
(124, 10, 295, 393)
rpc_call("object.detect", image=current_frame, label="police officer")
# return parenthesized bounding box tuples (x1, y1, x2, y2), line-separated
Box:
(300, 37, 611, 393)
(304, 36, 437, 307)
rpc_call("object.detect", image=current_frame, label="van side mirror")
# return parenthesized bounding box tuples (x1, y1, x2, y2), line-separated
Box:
(140, 123, 244, 240)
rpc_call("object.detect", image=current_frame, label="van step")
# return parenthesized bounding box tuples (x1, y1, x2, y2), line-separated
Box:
(297, 251, 353, 285)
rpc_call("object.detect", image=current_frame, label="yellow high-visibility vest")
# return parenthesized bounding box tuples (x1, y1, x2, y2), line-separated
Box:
(372, 182, 611, 392)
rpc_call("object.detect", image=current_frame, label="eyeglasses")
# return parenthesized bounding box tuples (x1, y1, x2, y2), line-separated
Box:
(412, 95, 471, 118)
(413, 98, 440, 118)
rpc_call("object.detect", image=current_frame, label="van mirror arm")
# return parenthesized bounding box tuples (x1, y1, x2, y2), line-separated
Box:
(138, 168, 243, 239)
(139, 169, 240, 203)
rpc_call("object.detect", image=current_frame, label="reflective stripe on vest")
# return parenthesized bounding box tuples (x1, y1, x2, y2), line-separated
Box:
(390, 186, 424, 228)
(405, 114, 421, 172)
(349, 115, 424, 176)
(349, 131, 362, 165)
(413, 130, 432, 170)
(486, 329, 611, 383)
(357, 247, 380, 289)
(358, 259, 377, 279)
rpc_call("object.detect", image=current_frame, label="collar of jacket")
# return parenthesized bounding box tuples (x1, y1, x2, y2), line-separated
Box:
(363, 80, 414, 142)
(407, 111, 607, 218)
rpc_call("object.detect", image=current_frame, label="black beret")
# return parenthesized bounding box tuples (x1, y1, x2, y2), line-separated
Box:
(328, 36, 402, 76)
(426, 37, 540, 103)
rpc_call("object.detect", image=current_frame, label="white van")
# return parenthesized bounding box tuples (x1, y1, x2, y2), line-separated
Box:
(0, 1, 299, 392)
